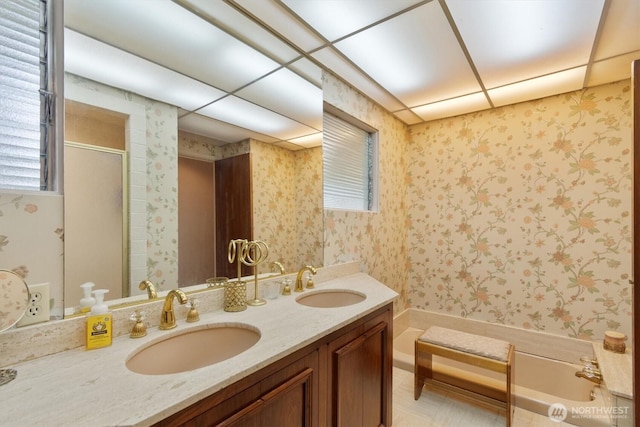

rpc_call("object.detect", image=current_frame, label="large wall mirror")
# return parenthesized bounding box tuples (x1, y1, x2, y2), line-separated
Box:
(62, 0, 324, 313)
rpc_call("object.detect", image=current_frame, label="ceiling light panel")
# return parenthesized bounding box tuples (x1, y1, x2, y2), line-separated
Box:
(64, 0, 279, 92)
(281, 0, 424, 41)
(487, 66, 587, 108)
(288, 57, 323, 87)
(180, 0, 301, 64)
(235, 67, 323, 130)
(65, 30, 226, 111)
(587, 52, 640, 87)
(232, 0, 326, 53)
(332, 2, 482, 108)
(392, 109, 423, 125)
(287, 132, 323, 148)
(592, 0, 640, 61)
(446, 0, 605, 89)
(178, 113, 279, 144)
(412, 92, 491, 122)
(312, 47, 406, 112)
(197, 95, 318, 141)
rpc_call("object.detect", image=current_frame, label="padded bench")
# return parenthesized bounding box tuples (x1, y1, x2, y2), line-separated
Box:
(414, 326, 514, 426)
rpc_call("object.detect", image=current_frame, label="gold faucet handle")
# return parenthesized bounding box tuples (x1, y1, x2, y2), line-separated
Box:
(306, 277, 315, 289)
(129, 310, 147, 338)
(282, 279, 292, 295)
(186, 299, 200, 323)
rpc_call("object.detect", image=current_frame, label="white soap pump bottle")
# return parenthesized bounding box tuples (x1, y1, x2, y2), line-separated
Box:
(90, 289, 109, 315)
(79, 282, 96, 313)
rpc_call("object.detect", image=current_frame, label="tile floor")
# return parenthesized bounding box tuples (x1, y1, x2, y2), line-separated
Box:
(392, 367, 572, 427)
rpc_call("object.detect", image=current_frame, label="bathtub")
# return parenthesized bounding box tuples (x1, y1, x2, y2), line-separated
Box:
(394, 327, 611, 427)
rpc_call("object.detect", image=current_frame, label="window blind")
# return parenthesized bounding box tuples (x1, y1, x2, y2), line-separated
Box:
(0, 0, 46, 191)
(323, 112, 372, 211)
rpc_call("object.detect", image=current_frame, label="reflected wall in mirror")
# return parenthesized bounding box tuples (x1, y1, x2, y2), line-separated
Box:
(60, 0, 324, 314)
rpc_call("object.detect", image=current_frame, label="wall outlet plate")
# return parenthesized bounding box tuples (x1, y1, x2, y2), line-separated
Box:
(17, 282, 50, 327)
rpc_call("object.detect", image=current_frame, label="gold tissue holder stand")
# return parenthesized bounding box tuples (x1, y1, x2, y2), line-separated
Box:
(224, 281, 247, 312)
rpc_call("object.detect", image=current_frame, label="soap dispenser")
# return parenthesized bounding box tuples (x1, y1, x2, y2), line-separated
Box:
(90, 289, 109, 314)
(86, 289, 112, 350)
(79, 282, 96, 313)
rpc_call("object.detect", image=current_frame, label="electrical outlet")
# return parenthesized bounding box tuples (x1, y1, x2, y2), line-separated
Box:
(17, 282, 50, 327)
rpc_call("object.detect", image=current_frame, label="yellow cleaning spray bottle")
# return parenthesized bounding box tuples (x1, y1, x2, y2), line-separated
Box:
(86, 289, 112, 350)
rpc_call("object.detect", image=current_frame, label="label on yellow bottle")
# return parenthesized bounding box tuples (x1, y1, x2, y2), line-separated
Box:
(86, 313, 112, 350)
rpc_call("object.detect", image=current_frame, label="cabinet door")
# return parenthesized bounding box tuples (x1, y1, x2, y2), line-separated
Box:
(215, 368, 314, 427)
(157, 349, 319, 426)
(331, 321, 390, 427)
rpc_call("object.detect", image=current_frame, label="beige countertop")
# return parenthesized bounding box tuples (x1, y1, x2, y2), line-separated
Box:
(593, 342, 633, 400)
(0, 272, 397, 427)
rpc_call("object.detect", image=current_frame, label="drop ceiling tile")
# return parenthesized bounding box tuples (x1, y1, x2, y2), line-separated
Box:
(287, 132, 323, 149)
(312, 47, 406, 112)
(587, 51, 640, 87)
(64, 0, 279, 92)
(197, 95, 319, 141)
(333, 2, 481, 108)
(412, 92, 490, 122)
(282, 0, 424, 41)
(593, 0, 640, 61)
(232, 0, 326, 53)
(178, 113, 279, 144)
(447, 0, 604, 89)
(65, 30, 226, 111)
(488, 67, 587, 108)
(182, 0, 301, 64)
(288, 57, 323, 88)
(235, 67, 323, 130)
(393, 109, 423, 125)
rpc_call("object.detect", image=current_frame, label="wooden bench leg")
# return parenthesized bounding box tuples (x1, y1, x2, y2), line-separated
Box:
(414, 340, 433, 400)
(506, 344, 514, 427)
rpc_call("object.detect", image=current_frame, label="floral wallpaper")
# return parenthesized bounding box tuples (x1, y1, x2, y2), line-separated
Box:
(322, 72, 410, 311)
(323, 71, 632, 340)
(0, 192, 64, 318)
(294, 147, 324, 268)
(407, 81, 633, 339)
(145, 99, 178, 291)
(251, 141, 323, 273)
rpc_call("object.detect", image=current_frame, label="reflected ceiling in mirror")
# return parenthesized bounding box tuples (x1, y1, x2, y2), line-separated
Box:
(62, 0, 324, 314)
(64, 0, 323, 148)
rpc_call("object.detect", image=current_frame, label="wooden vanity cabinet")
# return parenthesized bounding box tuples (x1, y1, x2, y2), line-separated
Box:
(327, 310, 392, 427)
(155, 303, 392, 427)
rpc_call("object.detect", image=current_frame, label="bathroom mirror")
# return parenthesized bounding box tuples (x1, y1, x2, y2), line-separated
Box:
(61, 0, 324, 313)
(0, 270, 30, 332)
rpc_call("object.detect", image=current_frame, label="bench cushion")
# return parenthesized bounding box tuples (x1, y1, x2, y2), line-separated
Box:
(418, 326, 510, 362)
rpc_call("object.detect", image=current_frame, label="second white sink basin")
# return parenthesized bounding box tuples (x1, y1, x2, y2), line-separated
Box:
(296, 289, 366, 308)
(126, 323, 260, 375)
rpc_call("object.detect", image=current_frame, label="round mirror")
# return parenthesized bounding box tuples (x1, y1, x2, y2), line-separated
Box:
(0, 269, 30, 332)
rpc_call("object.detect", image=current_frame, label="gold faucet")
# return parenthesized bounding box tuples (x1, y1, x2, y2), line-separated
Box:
(575, 367, 603, 385)
(159, 289, 188, 330)
(294, 265, 317, 292)
(270, 261, 286, 275)
(138, 280, 157, 299)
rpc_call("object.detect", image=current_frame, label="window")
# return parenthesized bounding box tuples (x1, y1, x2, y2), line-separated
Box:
(0, 0, 57, 191)
(323, 105, 378, 211)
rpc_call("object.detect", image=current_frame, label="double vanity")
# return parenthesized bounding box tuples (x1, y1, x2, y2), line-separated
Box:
(0, 264, 397, 426)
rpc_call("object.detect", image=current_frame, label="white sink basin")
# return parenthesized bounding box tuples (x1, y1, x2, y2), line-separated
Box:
(296, 289, 366, 308)
(126, 323, 260, 375)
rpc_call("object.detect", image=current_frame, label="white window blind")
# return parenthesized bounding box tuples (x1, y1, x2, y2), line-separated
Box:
(0, 0, 49, 191)
(323, 111, 373, 211)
